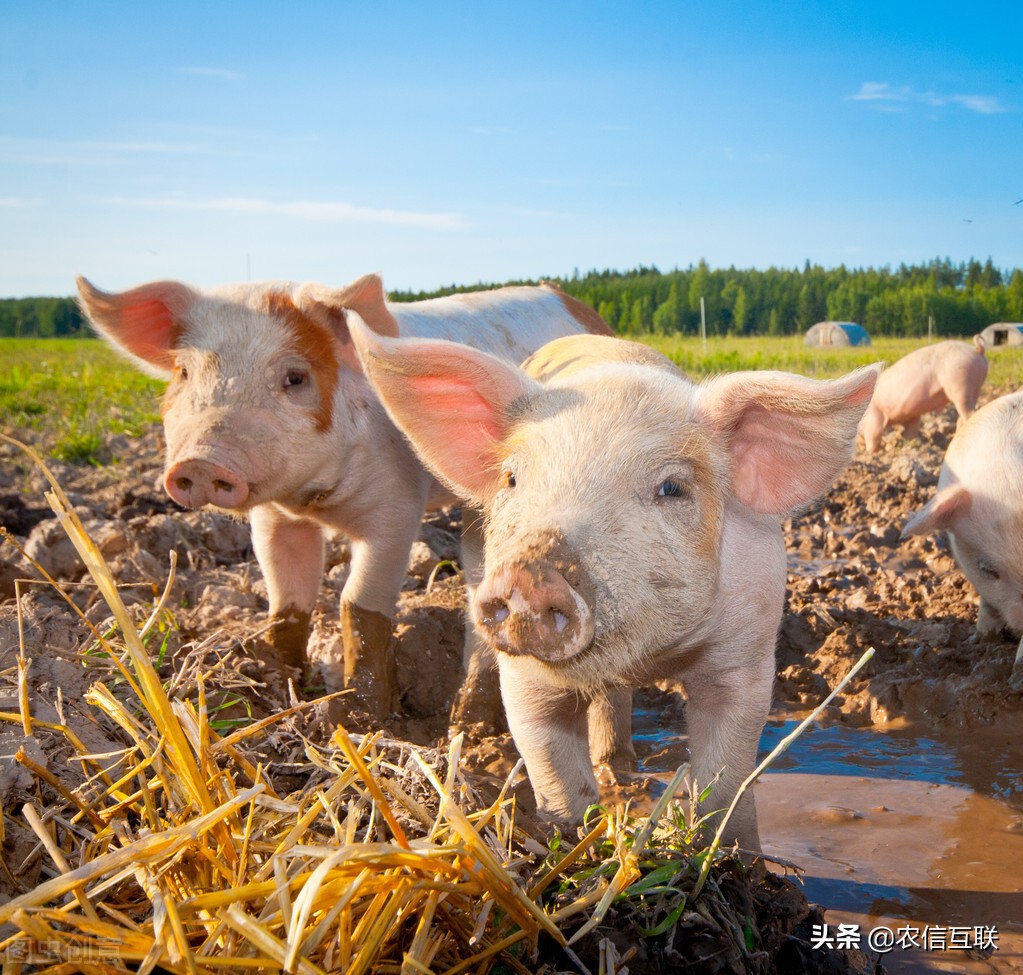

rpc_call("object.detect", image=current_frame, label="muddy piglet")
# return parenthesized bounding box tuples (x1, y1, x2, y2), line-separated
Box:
(859, 337, 987, 452)
(903, 391, 1023, 676)
(350, 325, 878, 851)
(76, 273, 610, 712)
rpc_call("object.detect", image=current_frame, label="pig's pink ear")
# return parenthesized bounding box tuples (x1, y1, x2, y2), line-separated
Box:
(76, 276, 196, 377)
(696, 365, 880, 515)
(296, 274, 400, 373)
(902, 484, 972, 538)
(348, 315, 539, 502)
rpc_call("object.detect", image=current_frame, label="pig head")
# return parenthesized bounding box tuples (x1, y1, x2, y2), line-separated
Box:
(903, 391, 1023, 674)
(351, 323, 877, 851)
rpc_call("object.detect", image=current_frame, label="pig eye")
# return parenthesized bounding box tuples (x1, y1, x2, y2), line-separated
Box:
(657, 478, 689, 499)
(501, 470, 516, 489)
(284, 370, 308, 389)
(978, 561, 1001, 581)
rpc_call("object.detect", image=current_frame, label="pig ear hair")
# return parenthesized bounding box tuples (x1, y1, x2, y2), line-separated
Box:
(696, 364, 880, 515)
(296, 273, 399, 373)
(76, 276, 196, 378)
(902, 484, 972, 538)
(348, 315, 539, 502)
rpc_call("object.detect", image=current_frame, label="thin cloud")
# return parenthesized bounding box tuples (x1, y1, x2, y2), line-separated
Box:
(104, 194, 468, 230)
(849, 82, 1009, 115)
(0, 197, 38, 208)
(0, 136, 214, 166)
(178, 67, 245, 82)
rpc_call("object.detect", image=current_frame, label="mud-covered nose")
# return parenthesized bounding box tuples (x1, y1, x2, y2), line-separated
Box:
(164, 459, 249, 509)
(473, 562, 594, 662)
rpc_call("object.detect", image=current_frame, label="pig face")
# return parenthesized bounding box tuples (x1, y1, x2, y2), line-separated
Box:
(470, 370, 730, 687)
(905, 478, 1023, 635)
(77, 276, 384, 513)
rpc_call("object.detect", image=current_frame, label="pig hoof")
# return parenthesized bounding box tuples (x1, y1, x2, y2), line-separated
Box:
(448, 665, 505, 736)
(266, 608, 312, 671)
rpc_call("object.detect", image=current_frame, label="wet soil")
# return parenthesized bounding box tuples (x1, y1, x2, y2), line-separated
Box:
(1, 396, 1021, 972)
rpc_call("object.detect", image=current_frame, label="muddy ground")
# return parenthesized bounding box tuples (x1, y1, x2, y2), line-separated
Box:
(2, 395, 1021, 973)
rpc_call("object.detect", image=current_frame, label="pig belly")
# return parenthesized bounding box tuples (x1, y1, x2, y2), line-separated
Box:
(883, 383, 947, 425)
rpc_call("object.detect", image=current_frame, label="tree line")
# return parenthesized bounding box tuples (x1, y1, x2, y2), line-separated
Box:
(395, 257, 1023, 338)
(4, 257, 1022, 338)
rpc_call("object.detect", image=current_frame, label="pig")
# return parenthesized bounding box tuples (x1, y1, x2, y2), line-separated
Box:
(75, 273, 612, 713)
(858, 337, 988, 453)
(903, 391, 1023, 676)
(349, 322, 878, 850)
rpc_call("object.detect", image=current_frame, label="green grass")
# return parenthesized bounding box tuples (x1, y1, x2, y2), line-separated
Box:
(3, 334, 1021, 464)
(640, 333, 1023, 386)
(0, 338, 163, 463)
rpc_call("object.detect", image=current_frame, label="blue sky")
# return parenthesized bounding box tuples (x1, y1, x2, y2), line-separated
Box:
(1, 1, 1020, 298)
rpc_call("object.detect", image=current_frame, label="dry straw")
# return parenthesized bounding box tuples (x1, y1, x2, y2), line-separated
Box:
(0, 434, 865, 973)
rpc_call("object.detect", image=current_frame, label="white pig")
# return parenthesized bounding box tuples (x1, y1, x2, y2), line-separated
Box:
(349, 324, 878, 850)
(858, 337, 987, 453)
(903, 391, 1023, 675)
(76, 273, 611, 712)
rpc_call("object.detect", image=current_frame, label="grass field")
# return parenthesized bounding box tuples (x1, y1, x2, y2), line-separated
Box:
(2, 335, 1020, 463)
(0, 338, 163, 463)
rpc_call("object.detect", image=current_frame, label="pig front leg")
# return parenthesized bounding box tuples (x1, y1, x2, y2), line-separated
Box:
(338, 508, 426, 715)
(681, 649, 774, 854)
(499, 655, 598, 823)
(587, 686, 636, 769)
(858, 404, 885, 453)
(250, 504, 326, 670)
(450, 510, 504, 733)
(901, 417, 922, 441)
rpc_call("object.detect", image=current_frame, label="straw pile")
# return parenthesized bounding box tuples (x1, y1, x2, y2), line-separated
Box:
(0, 438, 871, 975)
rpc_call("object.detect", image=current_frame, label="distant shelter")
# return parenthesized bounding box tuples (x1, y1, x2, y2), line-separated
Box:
(977, 322, 1023, 349)
(804, 321, 872, 347)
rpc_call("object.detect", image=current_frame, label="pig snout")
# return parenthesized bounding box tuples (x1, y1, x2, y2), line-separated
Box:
(165, 458, 250, 509)
(473, 562, 595, 662)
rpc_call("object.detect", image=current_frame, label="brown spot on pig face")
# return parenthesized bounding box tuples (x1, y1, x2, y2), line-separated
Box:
(263, 291, 341, 431)
(480, 366, 728, 685)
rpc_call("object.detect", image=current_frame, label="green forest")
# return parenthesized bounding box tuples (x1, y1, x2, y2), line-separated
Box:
(4, 257, 1022, 338)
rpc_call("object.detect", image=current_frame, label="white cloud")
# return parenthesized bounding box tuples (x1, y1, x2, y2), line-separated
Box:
(0, 136, 213, 166)
(849, 82, 1009, 115)
(178, 67, 245, 82)
(103, 194, 469, 230)
(0, 197, 38, 207)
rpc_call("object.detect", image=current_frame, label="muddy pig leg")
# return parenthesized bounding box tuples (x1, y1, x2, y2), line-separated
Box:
(250, 504, 325, 671)
(340, 510, 426, 714)
(587, 686, 636, 769)
(499, 654, 598, 823)
(682, 650, 774, 854)
(450, 509, 504, 732)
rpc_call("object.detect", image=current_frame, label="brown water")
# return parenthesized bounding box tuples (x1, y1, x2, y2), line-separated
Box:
(633, 703, 1023, 973)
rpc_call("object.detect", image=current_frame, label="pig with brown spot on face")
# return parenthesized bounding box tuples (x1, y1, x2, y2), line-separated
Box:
(350, 326, 878, 852)
(76, 273, 611, 711)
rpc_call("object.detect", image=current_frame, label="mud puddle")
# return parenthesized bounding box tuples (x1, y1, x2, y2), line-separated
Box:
(632, 705, 1023, 973)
